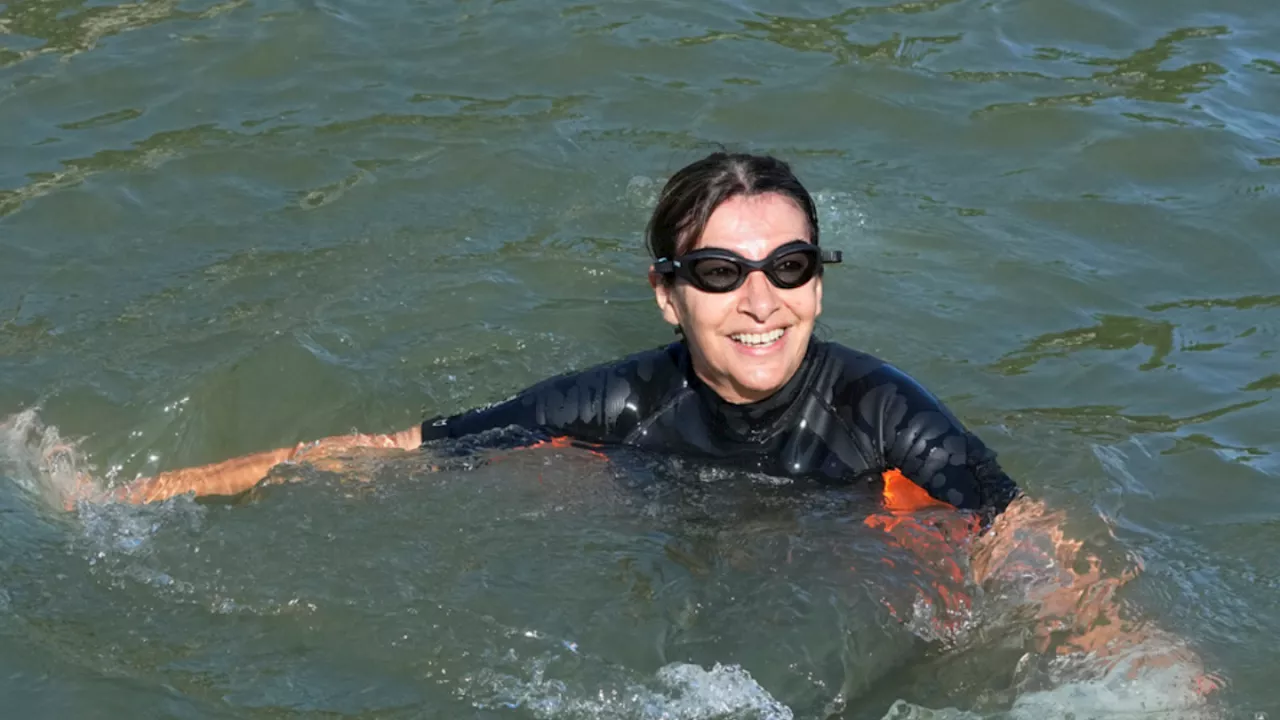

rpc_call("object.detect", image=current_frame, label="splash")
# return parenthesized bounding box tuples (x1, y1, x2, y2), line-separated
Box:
(882, 655, 1225, 720)
(467, 659, 793, 720)
(0, 408, 93, 511)
(812, 189, 870, 245)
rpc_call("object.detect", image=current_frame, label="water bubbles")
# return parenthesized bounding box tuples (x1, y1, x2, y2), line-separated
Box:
(468, 661, 793, 720)
(161, 396, 190, 414)
(624, 176, 659, 210)
(0, 407, 92, 510)
(76, 492, 205, 566)
(812, 189, 870, 250)
(881, 700, 980, 719)
(881, 638, 1226, 719)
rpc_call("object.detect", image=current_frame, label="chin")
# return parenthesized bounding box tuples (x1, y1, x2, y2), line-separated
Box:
(731, 367, 791, 399)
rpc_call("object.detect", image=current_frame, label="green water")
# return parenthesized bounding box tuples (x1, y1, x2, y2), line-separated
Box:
(1, 0, 1277, 716)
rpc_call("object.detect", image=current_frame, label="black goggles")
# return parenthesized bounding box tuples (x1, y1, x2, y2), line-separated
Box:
(654, 241, 842, 293)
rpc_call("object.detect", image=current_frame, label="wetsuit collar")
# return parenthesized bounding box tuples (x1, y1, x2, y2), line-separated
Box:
(683, 338, 823, 443)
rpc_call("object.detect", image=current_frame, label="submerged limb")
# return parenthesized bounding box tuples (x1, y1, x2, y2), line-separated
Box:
(969, 495, 1224, 700)
(864, 478, 1222, 706)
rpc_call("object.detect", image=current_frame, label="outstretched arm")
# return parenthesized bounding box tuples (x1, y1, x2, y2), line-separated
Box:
(105, 426, 422, 505)
(100, 353, 636, 507)
(104, 343, 666, 507)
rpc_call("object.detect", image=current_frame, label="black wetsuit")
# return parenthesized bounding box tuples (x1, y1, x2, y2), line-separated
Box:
(421, 340, 1019, 517)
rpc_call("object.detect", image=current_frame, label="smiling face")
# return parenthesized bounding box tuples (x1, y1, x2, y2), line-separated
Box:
(650, 192, 823, 404)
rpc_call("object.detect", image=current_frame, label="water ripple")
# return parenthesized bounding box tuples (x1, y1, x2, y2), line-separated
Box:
(0, 0, 247, 65)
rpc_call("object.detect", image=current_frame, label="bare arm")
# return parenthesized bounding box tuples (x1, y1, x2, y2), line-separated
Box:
(106, 426, 423, 504)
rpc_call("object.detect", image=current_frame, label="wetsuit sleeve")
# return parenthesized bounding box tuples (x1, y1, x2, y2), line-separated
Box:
(419, 360, 645, 447)
(859, 365, 1020, 515)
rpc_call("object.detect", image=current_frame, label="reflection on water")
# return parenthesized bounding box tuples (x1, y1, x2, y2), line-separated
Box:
(992, 314, 1177, 375)
(977, 25, 1231, 114)
(0, 0, 244, 61)
(0, 124, 233, 218)
(1147, 294, 1280, 313)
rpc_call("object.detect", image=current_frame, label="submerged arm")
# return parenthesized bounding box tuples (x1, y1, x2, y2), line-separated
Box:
(866, 368, 1216, 692)
(969, 495, 1221, 696)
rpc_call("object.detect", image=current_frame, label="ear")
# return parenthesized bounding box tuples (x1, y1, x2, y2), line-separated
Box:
(649, 266, 682, 327)
(814, 275, 824, 318)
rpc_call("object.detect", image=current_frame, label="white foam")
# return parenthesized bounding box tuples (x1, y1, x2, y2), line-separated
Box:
(881, 646, 1223, 720)
(76, 492, 204, 560)
(468, 660, 793, 720)
(2, 407, 208, 565)
(812, 189, 870, 248)
(0, 407, 88, 511)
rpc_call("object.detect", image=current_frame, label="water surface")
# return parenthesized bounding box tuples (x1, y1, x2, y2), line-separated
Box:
(2, 0, 1277, 716)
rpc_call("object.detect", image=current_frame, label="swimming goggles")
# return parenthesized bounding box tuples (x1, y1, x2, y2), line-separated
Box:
(654, 240, 842, 293)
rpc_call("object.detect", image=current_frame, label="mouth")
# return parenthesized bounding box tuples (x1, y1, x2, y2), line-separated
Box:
(729, 328, 786, 348)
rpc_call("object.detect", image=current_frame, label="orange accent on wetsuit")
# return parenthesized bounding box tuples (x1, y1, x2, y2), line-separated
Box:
(489, 435, 610, 464)
(865, 468, 982, 636)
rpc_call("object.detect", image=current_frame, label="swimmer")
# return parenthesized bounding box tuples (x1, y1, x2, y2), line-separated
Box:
(60, 152, 1221, 706)
(102, 152, 1021, 518)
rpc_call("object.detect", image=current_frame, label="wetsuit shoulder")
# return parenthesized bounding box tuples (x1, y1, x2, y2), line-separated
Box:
(421, 344, 688, 446)
(820, 343, 1020, 515)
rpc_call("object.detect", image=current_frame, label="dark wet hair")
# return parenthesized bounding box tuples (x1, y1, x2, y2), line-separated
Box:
(645, 152, 820, 265)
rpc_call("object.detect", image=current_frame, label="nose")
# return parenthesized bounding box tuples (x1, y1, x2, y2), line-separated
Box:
(736, 268, 780, 322)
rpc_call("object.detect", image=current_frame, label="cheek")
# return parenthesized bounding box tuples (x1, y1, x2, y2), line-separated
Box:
(674, 288, 734, 333)
(782, 287, 821, 320)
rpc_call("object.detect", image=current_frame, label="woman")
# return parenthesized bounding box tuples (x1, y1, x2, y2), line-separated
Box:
(83, 151, 1218, 704)
(106, 152, 1020, 520)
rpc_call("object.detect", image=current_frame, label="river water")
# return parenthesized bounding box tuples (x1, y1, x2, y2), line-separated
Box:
(1, 0, 1277, 717)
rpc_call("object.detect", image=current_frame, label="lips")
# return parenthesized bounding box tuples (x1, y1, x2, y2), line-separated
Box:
(730, 328, 785, 347)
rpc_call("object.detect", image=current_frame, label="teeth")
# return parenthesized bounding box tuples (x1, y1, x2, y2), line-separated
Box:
(731, 329, 785, 346)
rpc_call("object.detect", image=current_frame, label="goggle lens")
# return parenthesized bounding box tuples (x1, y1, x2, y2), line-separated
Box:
(688, 257, 745, 292)
(770, 250, 816, 288)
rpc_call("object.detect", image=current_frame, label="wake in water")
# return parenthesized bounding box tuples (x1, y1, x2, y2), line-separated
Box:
(468, 660, 794, 720)
(0, 409, 1231, 719)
